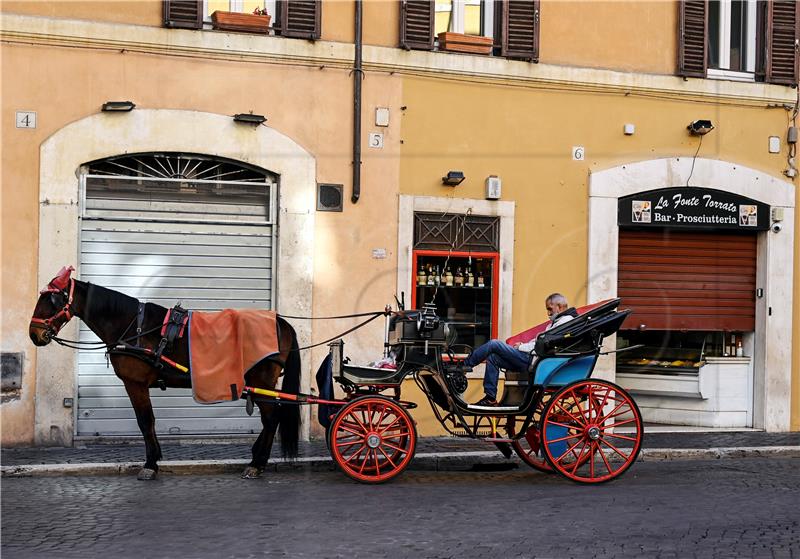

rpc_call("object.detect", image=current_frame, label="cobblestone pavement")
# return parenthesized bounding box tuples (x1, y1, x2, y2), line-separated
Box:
(2, 457, 799, 559)
(3, 432, 799, 466)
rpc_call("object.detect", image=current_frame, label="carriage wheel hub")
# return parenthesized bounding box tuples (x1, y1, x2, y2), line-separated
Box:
(586, 426, 601, 440)
(366, 432, 382, 449)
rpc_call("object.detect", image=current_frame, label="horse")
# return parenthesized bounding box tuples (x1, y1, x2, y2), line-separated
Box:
(28, 266, 300, 480)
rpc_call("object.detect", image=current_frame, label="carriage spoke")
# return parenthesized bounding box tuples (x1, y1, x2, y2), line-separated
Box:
(553, 401, 586, 426)
(599, 438, 631, 460)
(338, 424, 366, 437)
(343, 444, 367, 464)
(609, 417, 639, 428)
(570, 440, 590, 475)
(378, 416, 402, 435)
(378, 447, 397, 469)
(381, 440, 408, 454)
(598, 442, 614, 475)
(555, 436, 586, 465)
(605, 432, 638, 442)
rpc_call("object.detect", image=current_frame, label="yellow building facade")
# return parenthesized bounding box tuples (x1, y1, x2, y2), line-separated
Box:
(2, 0, 798, 445)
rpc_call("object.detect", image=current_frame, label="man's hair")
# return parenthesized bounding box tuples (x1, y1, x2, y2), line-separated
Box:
(545, 293, 568, 307)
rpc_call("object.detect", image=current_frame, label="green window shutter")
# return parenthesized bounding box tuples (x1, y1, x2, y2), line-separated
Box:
(400, 0, 435, 51)
(678, 0, 708, 77)
(500, 0, 540, 61)
(163, 0, 203, 29)
(276, 0, 321, 40)
(765, 0, 799, 85)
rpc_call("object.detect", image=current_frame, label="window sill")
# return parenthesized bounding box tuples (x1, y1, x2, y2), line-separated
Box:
(707, 68, 756, 83)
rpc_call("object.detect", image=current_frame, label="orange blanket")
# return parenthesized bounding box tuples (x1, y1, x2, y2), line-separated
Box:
(189, 309, 279, 404)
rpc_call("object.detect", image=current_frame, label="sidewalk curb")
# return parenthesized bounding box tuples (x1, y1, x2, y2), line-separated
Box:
(3, 446, 799, 478)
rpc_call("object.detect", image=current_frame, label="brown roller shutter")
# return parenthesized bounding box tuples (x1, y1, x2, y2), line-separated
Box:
(678, 0, 708, 77)
(765, 0, 799, 85)
(276, 0, 321, 39)
(163, 0, 203, 29)
(618, 230, 756, 331)
(500, 0, 540, 61)
(400, 0, 434, 50)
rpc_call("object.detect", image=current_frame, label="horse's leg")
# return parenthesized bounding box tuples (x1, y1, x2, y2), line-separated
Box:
(122, 379, 162, 480)
(242, 401, 280, 479)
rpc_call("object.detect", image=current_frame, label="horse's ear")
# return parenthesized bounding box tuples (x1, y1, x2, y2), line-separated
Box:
(50, 266, 75, 290)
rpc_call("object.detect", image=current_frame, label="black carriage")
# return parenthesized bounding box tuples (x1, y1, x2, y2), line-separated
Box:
(322, 298, 644, 483)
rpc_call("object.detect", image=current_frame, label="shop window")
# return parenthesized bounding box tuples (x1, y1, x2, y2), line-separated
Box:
(412, 251, 498, 350)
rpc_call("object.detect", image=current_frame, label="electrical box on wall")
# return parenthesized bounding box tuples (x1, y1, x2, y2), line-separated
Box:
(485, 176, 501, 200)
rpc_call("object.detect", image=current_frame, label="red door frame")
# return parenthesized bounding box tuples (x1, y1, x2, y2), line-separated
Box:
(411, 249, 499, 340)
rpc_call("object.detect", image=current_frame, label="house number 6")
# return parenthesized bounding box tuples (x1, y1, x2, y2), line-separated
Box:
(572, 146, 585, 161)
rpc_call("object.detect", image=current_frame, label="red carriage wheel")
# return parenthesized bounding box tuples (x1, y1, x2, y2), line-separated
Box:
(507, 391, 555, 473)
(540, 379, 643, 484)
(329, 396, 416, 484)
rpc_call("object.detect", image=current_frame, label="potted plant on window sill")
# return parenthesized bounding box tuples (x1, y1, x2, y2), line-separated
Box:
(437, 32, 493, 55)
(212, 7, 271, 34)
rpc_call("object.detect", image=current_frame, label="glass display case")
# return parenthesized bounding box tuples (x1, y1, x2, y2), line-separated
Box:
(411, 251, 498, 350)
(616, 330, 747, 376)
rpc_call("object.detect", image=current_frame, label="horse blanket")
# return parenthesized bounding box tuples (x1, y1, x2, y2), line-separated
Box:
(188, 309, 279, 403)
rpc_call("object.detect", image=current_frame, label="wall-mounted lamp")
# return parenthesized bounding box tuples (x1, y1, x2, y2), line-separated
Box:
(101, 101, 136, 112)
(442, 170, 465, 186)
(687, 120, 714, 136)
(233, 113, 267, 125)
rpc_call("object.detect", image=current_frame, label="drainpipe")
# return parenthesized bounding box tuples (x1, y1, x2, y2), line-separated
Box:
(351, 0, 363, 203)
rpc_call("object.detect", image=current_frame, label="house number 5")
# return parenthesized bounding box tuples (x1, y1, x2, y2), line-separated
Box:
(369, 133, 384, 149)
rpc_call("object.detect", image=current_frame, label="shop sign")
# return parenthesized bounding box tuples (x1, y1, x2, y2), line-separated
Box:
(618, 187, 770, 231)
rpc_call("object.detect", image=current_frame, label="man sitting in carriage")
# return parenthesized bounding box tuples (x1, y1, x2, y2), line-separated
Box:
(464, 293, 577, 406)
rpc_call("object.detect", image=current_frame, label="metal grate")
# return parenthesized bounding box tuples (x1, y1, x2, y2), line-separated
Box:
(413, 212, 500, 252)
(86, 152, 269, 183)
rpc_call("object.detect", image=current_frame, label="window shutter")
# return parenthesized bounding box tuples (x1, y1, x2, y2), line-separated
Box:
(163, 0, 203, 29)
(276, 0, 321, 40)
(400, 0, 434, 51)
(765, 0, 799, 85)
(618, 230, 757, 331)
(500, 0, 540, 61)
(678, 0, 707, 78)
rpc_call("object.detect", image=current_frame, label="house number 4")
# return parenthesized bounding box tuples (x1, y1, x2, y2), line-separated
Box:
(16, 111, 37, 129)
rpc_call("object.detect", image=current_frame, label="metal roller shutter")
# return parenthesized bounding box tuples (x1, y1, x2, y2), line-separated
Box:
(618, 229, 757, 331)
(77, 155, 275, 436)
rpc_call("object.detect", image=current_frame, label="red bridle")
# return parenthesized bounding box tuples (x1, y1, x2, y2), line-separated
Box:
(30, 268, 77, 338)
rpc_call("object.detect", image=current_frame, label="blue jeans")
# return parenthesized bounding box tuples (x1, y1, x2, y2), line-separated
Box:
(464, 340, 532, 400)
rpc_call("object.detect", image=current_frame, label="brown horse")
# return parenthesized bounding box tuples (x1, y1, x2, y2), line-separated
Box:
(29, 267, 300, 480)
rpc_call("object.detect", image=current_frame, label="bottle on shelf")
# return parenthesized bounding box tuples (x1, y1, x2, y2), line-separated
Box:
(466, 266, 474, 287)
(736, 337, 743, 357)
(427, 264, 435, 286)
(477, 270, 485, 288)
(434, 265, 441, 285)
(730, 333, 736, 357)
(454, 267, 463, 286)
(417, 265, 427, 286)
(444, 267, 454, 286)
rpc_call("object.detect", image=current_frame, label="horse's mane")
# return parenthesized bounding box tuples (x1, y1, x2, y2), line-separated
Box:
(84, 281, 164, 318)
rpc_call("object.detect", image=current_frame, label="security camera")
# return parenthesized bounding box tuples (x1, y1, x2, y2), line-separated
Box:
(771, 222, 783, 233)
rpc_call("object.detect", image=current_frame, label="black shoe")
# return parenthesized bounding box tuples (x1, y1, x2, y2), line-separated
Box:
(473, 395, 498, 406)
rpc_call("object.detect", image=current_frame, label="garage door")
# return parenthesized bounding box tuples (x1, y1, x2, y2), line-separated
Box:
(77, 153, 276, 436)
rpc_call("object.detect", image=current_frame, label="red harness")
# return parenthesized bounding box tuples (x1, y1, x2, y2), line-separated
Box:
(30, 277, 76, 337)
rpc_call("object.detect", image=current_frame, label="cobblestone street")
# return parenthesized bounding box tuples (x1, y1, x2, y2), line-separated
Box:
(3, 457, 799, 558)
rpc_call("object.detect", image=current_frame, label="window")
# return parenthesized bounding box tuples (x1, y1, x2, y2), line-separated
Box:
(708, 0, 757, 78)
(435, 0, 494, 39)
(204, 0, 276, 21)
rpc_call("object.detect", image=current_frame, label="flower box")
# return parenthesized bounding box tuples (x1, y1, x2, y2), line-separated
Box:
(211, 11, 271, 34)
(437, 32, 493, 55)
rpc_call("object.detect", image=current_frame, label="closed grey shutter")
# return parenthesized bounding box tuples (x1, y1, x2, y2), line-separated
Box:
(163, 0, 203, 29)
(766, 0, 799, 85)
(277, 0, 321, 39)
(678, 0, 708, 77)
(400, 0, 435, 50)
(500, 0, 540, 61)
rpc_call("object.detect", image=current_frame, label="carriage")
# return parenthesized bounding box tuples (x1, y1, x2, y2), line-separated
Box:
(280, 298, 643, 484)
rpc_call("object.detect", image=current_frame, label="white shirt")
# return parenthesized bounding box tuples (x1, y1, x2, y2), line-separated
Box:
(517, 314, 574, 354)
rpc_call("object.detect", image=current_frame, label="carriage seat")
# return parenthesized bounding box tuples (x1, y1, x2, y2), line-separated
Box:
(328, 339, 406, 386)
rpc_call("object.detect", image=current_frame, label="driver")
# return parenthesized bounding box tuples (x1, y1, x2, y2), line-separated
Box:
(464, 293, 576, 406)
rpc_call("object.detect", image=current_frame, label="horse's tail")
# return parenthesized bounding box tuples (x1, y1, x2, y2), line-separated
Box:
(278, 319, 301, 459)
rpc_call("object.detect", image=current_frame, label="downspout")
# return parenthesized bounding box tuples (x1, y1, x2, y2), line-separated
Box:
(351, 0, 363, 203)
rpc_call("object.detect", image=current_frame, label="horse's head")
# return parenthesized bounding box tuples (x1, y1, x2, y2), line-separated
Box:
(29, 266, 76, 346)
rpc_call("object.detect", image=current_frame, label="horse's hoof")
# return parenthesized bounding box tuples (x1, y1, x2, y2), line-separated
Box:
(137, 468, 158, 480)
(241, 466, 263, 479)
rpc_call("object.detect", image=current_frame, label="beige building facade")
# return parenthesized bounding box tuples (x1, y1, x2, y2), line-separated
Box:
(2, 0, 798, 445)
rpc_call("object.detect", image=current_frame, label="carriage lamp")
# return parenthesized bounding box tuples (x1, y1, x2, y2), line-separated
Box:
(442, 170, 465, 186)
(101, 101, 136, 112)
(233, 113, 268, 125)
(687, 120, 714, 136)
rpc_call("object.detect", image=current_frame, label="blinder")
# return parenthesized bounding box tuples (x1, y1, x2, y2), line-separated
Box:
(30, 266, 77, 337)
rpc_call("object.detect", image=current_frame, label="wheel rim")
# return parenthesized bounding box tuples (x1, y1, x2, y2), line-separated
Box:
(330, 397, 416, 483)
(541, 380, 642, 483)
(508, 392, 554, 473)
